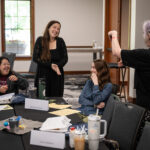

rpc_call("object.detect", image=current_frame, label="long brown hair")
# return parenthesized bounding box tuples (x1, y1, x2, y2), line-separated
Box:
(94, 59, 111, 90)
(41, 20, 61, 61)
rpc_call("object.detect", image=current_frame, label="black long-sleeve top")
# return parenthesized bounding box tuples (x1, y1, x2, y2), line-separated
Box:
(121, 49, 150, 95)
(33, 36, 68, 97)
(33, 36, 68, 69)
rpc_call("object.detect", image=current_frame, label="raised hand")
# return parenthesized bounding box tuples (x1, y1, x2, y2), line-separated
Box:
(91, 73, 98, 85)
(108, 30, 121, 58)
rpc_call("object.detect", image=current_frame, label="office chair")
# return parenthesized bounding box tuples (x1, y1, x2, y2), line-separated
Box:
(103, 100, 145, 150)
(21, 59, 37, 79)
(108, 62, 127, 101)
(136, 121, 150, 150)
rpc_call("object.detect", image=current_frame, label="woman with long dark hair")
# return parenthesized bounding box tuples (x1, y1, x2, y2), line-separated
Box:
(33, 20, 68, 97)
(78, 59, 112, 115)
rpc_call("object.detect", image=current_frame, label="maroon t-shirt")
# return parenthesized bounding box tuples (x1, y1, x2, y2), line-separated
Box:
(0, 76, 8, 86)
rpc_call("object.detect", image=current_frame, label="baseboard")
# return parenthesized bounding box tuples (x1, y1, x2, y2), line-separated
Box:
(128, 96, 136, 104)
(64, 71, 90, 75)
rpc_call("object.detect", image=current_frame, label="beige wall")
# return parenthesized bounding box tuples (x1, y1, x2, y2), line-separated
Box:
(135, 0, 150, 49)
(34, 0, 103, 71)
(0, 0, 104, 72)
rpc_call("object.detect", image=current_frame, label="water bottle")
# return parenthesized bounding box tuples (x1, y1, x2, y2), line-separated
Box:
(88, 114, 107, 150)
(92, 40, 97, 49)
(38, 78, 46, 99)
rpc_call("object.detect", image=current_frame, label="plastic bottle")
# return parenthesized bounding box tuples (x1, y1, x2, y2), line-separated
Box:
(69, 127, 76, 148)
(92, 40, 97, 49)
(38, 78, 46, 99)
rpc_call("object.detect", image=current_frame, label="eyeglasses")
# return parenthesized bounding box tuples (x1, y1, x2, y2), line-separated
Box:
(1, 63, 10, 66)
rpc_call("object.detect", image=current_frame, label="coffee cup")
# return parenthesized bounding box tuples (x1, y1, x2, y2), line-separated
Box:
(74, 130, 85, 150)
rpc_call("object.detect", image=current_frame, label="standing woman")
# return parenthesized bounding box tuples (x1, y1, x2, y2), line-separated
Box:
(33, 20, 68, 97)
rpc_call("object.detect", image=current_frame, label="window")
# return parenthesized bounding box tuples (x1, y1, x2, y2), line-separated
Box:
(1, 0, 34, 58)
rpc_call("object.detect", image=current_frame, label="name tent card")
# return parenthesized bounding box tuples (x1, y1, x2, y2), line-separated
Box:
(30, 130, 65, 149)
(25, 98, 49, 111)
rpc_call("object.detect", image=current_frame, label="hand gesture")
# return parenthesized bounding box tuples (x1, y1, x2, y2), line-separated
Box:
(51, 64, 61, 75)
(108, 30, 118, 40)
(9, 75, 18, 81)
(97, 102, 105, 109)
(91, 73, 98, 85)
(0, 85, 8, 93)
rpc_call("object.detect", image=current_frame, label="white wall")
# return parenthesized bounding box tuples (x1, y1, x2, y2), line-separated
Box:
(10, 0, 103, 72)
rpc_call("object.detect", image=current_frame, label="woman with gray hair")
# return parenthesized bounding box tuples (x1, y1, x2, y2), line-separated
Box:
(108, 20, 150, 110)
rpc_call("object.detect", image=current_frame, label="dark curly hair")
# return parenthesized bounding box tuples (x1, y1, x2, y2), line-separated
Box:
(0, 56, 13, 76)
(41, 20, 61, 61)
(94, 59, 111, 90)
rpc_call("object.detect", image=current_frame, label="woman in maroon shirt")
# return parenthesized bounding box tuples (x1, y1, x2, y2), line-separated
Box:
(0, 56, 28, 95)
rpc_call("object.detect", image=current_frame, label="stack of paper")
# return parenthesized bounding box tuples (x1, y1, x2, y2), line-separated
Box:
(49, 108, 80, 116)
(0, 93, 15, 104)
(0, 105, 13, 111)
(49, 103, 72, 109)
(40, 116, 71, 132)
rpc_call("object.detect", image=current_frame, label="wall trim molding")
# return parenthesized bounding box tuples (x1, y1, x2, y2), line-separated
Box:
(128, 96, 136, 104)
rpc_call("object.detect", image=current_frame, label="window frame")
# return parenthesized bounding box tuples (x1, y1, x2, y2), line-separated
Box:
(1, 0, 34, 60)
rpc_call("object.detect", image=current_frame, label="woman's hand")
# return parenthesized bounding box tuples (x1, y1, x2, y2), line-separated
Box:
(97, 102, 105, 109)
(9, 75, 18, 81)
(0, 85, 8, 93)
(91, 73, 98, 85)
(51, 64, 61, 75)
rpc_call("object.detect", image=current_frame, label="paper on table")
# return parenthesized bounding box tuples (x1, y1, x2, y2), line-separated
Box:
(49, 108, 80, 116)
(40, 116, 71, 132)
(0, 93, 15, 104)
(49, 103, 72, 109)
(0, 105, 13, 111)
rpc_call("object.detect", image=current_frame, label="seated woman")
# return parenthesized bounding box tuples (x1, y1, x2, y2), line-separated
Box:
(78, 59, 112, 115)
(0, 56, 29, 95)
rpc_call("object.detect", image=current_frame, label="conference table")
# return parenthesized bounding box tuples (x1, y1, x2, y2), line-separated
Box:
(0, 97, 109, 150)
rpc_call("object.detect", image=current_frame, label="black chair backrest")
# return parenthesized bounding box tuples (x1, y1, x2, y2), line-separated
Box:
(102, 94, 117, 130)
(136, 121, 150, 150)
(104, 101, 145, 150)
(29, 59, 37, 73)
(2, 52, 16, 70)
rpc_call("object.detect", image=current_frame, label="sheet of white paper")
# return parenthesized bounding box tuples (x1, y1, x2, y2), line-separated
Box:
(0, 93, 15, 102)
(40, 116, 71, 131)
(25, 98, 49, 111)
(30, 130, 65, 149)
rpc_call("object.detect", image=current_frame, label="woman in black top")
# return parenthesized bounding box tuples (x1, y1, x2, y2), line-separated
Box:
(33, 20, 68, 97)
(108, 20, 150, 110)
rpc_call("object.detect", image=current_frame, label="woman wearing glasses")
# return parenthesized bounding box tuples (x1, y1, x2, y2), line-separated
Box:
(0, 56, 28, 95)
